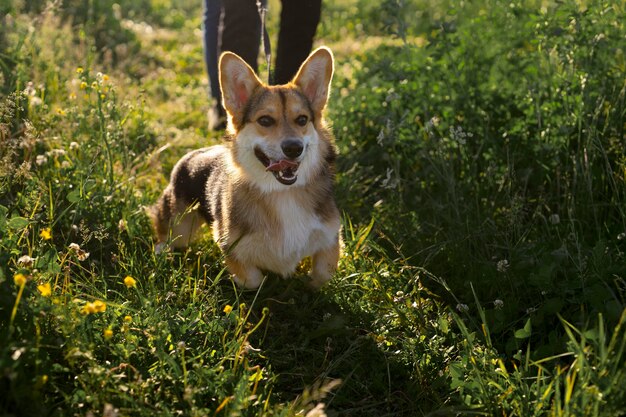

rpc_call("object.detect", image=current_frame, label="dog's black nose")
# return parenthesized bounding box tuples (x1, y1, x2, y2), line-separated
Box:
(281, 139, 304, 158)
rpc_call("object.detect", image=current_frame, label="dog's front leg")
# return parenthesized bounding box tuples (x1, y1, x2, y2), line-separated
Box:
(310, 239, 340, 289)
(225, 256, 264, 289)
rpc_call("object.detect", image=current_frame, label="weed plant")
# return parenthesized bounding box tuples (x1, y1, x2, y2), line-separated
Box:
(1, 0, 626, 416)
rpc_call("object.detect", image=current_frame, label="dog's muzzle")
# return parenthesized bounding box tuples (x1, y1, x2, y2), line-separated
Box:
(254, 146, 300, 185)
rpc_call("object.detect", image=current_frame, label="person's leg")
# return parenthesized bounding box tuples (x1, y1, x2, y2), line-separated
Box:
(220, 0, 262, 72)
(203, 0, 227, 130)
(274, 0, 321, 84)
(203, 0, 222, 104)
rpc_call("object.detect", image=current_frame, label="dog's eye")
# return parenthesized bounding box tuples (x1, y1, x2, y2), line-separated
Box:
(257, 116, 275, 127)
(295, 115, 308, 126)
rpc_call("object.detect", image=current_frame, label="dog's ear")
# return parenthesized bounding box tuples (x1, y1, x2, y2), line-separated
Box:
(219, 52, 262, 119)
(292, 47, 334, 114)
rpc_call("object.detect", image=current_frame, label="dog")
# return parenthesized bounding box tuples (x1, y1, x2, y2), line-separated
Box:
(149, 47, 341, 289)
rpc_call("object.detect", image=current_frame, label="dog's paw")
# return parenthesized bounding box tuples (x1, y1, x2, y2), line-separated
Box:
(232, 269, 264, 289)
(307, 271, 333, 290)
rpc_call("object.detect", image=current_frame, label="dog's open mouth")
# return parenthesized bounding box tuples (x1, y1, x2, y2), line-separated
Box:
(254, 147, 299, 185)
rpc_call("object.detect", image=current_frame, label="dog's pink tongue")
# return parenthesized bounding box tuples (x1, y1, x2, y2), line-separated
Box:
(266, 159, 298, 172)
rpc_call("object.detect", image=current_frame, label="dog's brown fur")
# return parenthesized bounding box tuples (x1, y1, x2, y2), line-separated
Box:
(149, 47, 341, 289)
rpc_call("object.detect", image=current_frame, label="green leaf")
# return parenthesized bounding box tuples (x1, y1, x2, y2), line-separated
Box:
(67, 189, 81, 203)
(514, 318, 532, 339)
(7, 216, 29, 230)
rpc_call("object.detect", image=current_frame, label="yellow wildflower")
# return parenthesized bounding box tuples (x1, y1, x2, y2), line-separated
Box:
(93, 300, 106, 312)
(14, 273, 27, 286)
(81, 302, 97, 315)
(223, 305, 233, 314)
(40, 228, 52, 240)
(91, 81, 97, 89)
(123, 315, 132, 323)
(76, 67, 84, 74)
(123, 275, 136, 288)
(81, 300, 106, 315)
(103, 328, 113, 340)
(37, 283, 52, 297)
(80, 81, 87, 90)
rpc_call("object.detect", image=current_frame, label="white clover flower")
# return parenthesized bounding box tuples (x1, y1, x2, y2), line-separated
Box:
(46, 149, 67, 157)
(29, 96, 43, 107)
(69, 243, 90, 261)
(496, 259, 510, 273)
(35, 154, 48, 165)
(494, 299, 504, 310)
(70, 142, 80, 150)
(17, 255, 36, 268)
(618, 232, 626, 241)
(456, 303, 469, 313)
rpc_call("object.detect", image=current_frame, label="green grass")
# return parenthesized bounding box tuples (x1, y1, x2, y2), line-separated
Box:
(1, 0, 626, 415)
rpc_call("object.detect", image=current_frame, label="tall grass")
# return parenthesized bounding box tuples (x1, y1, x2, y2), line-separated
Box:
(1, 0, 625, 415)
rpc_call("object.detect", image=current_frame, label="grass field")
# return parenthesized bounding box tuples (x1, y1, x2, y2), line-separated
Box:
(1, 0, 626, 415)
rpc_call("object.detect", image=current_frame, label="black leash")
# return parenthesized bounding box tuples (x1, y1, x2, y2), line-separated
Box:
(256, 0, 272, 84)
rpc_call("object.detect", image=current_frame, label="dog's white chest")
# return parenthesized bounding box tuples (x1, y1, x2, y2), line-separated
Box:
(234, 193, 334, 276)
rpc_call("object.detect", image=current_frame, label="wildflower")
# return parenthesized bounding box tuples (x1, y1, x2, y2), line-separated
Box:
(102, 74, 109, 82)
(618, 232, 626, 241)
(69, 92, 77, 100)
(123, 315, 132, 323)
(81, 302, 97, 314)
(494, 299, 504, 310)
(17, 255, 35, 268)
(14, 273, 27, 287)
(56, 108, 66, 116)
(69, 243, 90, 261)
(47, 149, 67, 158)
(37, 283, 52, 297)
(549, 214, 560, 225)
(23, 82, 36, 96)
(35, 155, 48, 166)
(70, 141, 80, 150)
(103, 328, 113, 340)
(76, 67, 84, 74)
(80, 81, 87, 90)
(81, 300, 106, 315)
(496, 259, 509, 273)
(91, 81, 98, 89)
(93, 300, 106, 312)
(123, 275, 136, 288)
(118, 219, 127, 232)
(456, 303, 469, 313)
(223, 305, 233, 314)
(40, 228, 52, 240)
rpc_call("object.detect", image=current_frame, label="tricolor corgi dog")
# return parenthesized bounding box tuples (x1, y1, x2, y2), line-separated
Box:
(150, 47, 341, 289)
